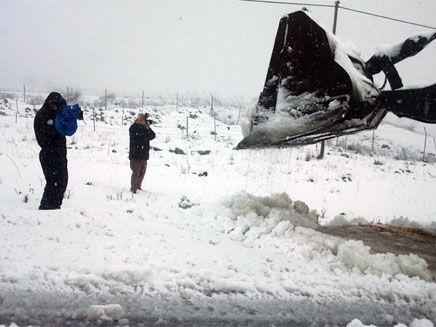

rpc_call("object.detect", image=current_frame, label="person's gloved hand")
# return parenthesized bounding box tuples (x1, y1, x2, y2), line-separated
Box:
(72, 104, 83, 120)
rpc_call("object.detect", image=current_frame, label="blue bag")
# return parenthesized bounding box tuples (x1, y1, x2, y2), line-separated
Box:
(55, 104, 82, 136)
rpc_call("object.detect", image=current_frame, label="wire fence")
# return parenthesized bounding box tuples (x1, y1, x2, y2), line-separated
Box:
(0, 106, 243, 140)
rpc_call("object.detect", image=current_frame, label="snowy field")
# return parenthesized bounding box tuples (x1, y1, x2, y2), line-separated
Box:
(0, 94, 436, 326)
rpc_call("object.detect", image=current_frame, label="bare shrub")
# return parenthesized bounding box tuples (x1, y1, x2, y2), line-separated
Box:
(65, 88, 82, 103)
(29, 95, 44, 106)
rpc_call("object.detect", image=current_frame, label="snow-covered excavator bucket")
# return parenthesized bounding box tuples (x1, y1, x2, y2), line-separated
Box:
(237, 11, 436, 149)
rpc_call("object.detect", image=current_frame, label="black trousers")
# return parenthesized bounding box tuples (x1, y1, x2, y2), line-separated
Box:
(39, 151, 68, 210)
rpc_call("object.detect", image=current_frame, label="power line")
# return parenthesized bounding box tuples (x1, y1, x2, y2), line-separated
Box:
(236, 0, 334, 8)
(339, 6, 436, 30)
(237, 0, 436, 30)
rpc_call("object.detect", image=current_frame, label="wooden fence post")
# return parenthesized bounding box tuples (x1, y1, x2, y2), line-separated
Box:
(93, 107, 96, 132)
(15, 98, 18, 123)
(142, 90, 144, 109)
(423, 127, 428, 161)
(214, 116, 217, 141)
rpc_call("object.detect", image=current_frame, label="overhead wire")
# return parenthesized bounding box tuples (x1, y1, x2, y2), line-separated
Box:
(237, 0, 334, 8)
(236, 0, 436, 30)
(339, 6, 436, 30)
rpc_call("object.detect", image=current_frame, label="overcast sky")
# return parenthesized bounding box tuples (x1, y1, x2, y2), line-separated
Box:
(1, 0, 435, 99)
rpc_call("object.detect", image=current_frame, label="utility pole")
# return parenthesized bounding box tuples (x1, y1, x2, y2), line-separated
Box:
(332, 0, 340, 34)
(23, 84, 26, 102)
(105, 89, 107, 111)
(318, 0, 340, 159)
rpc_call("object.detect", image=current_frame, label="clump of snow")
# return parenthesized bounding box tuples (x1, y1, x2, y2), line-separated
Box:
(87, 304, 125, 321)
(330, 214, 351, 226)
(346, 318, 435, 327)
(178, 195, 197, 209)
(346, 318, 378, 327)
(222, 192, 319, 241)
(329, 214, 369, 226)
(224, 191, 293, 219)
(409, 319, 435, 327)
(337, 240, 432, 280)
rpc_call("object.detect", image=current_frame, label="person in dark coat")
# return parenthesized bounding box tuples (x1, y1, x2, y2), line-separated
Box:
(129, 113, 156, 193)
(34, 92, 68, 209)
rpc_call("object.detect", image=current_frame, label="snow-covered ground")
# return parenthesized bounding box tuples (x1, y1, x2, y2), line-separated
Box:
(0, 94, 435, 326)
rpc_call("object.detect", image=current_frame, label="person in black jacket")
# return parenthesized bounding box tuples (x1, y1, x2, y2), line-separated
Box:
(34, 92, 68, 209)
(129, 113, 156, 193)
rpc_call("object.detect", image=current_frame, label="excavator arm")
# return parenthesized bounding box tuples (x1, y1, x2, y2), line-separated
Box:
(237, 11, 436, 149)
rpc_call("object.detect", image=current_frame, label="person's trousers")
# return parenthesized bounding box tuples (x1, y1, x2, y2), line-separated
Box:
(130, 159, 147, 193)
(39, 151, 68, 210)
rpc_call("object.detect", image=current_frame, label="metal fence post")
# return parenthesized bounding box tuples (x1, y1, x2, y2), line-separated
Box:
(186, 116, 189, 139)
(93, 107, 96, 132)
(15, 98, 18, 123)
(142, 90, 144, 109)
(214, 116, 217, 141)
(210, 94, 214, 116)
(423, 127, 428, 161)
(237, 103, 242, 124)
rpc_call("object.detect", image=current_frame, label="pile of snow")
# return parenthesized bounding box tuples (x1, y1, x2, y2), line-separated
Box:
(329, 214, 369, 226)
(347, 318, 435, 327)
(219, 192, 432, 280)
(220, 192, 319, 241)
(338, 240, 431, 280)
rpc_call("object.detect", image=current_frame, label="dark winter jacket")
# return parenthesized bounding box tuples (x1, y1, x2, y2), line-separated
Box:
(129, 123, 156, 160)
(34, 92, 67, 157)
